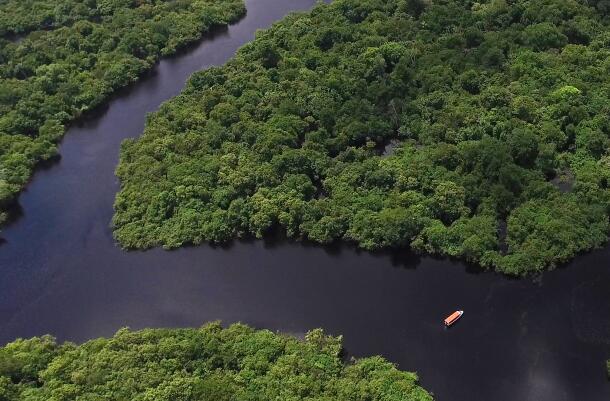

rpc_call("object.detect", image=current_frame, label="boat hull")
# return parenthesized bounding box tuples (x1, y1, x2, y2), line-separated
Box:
(444, 310, 463, 326)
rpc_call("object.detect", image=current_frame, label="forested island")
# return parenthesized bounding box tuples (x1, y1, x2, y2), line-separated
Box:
(0, 0, 246, 229)
(0, 323, 432, 401)
(114, 0, 610, 275)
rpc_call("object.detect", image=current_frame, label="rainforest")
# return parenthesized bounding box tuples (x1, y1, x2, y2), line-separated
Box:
(0, 323, 431, 401)
(1, 0, 610, 399)
(0, 0, 246, 228)
(113, 0, 610, 275)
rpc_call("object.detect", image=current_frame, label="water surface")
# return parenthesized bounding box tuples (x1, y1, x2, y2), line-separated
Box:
(1, 1, 609, 400)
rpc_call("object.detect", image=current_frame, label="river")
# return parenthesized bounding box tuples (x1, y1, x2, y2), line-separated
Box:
(1, 0, 609, 400)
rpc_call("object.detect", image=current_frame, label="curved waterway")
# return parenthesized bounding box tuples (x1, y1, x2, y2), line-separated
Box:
(1, 0, 610, 399)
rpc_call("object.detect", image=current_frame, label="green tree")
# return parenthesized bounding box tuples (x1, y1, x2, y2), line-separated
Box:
(111, 0, 610, 275)
(0, 0, 246, 227)
(0, 324, 433, 401)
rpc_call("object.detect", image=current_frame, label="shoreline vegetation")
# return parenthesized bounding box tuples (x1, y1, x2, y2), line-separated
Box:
(0, 0, 246, 230)
(0, 323, 432, 401)
(114, 0, 610, 275)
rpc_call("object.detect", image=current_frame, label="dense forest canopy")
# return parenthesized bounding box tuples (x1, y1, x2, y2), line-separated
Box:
(0, 0, 246, 230)
(114, 0, 610, 275)
(0, 0, 98, 36)
(0, 323, 432, 401)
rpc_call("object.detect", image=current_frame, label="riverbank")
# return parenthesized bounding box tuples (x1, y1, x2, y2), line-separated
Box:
(0, 323, 432, 401)
(112, 0, 610, 275)
(0, 0, 246, 229)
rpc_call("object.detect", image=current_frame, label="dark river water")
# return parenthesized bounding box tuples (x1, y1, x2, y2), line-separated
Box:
(1, 0, 610, 400)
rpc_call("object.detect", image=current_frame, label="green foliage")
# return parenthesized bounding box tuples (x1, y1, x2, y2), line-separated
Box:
(496, 195, 608, 274)
(0, 0, 96, 36)
(0, 323, 432, 401)
(0, 0, 246, 229)
(523, 22, 568, 51)
(114, 0, 610, 275)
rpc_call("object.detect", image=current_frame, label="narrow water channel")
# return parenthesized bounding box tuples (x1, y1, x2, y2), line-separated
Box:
(1, 0, 609, 400)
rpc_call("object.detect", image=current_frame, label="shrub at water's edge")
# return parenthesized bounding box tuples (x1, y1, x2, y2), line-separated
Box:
(114, 0, 610, 275)
(0, 322, 432, 401)
(0, 0, 246, 232)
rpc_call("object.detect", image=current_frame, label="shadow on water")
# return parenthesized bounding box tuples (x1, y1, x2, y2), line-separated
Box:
(165, 24, 232, 59)
(35, 154, 62, 171)
(0, 203, 24, 231)
(245, 227, 424, 268)
(0, 0, 609, 401)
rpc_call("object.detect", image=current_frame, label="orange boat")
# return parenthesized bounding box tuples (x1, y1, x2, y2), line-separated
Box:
(444, 310, 463, 326)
